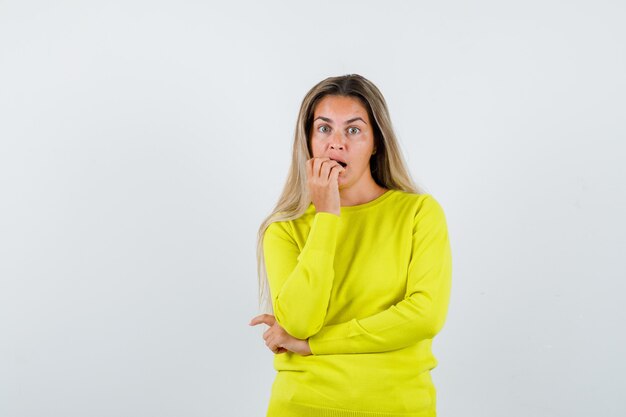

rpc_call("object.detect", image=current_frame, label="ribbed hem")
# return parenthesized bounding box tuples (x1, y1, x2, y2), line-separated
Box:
(267, 398, 436, 417)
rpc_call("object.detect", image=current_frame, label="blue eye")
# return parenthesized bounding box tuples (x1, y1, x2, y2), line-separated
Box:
(348, 127, 360, 134)
(318, 125, 330, 133)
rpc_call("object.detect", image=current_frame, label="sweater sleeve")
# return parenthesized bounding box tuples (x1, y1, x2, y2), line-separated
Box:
(263, 211, 341, 340)
(307, 195, 452, 354)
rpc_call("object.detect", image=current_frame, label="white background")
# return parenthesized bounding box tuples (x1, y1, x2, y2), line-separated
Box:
(1, 1, 624, 416)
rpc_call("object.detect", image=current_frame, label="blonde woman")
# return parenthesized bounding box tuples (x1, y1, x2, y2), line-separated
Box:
(249, 74, 453, 417)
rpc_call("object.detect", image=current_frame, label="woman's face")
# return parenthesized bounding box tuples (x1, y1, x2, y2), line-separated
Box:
(309, 95, 376, 189)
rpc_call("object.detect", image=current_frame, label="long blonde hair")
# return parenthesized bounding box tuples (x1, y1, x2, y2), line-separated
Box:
(255, 74, 427, 314)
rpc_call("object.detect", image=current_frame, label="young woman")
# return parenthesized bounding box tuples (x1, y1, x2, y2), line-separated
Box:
(249, 74, 453, 417)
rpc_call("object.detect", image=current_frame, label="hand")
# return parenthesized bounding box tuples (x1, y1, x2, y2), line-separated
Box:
(249, 314, 313, 356)
(306, 157, 345, 216)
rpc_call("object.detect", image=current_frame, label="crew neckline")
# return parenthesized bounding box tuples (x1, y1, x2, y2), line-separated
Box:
(339, 189, 396, 212)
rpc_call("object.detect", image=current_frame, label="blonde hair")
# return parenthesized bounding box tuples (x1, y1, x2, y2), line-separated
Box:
(255, 74, 427, 314)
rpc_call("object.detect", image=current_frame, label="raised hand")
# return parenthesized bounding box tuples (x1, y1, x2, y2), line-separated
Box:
(306, 157, 345, 216)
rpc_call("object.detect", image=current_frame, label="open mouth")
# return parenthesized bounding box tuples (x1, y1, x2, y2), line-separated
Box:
(331, 159, 348, 168)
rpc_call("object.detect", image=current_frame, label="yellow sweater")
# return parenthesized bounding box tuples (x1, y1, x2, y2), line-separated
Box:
(263, 189, 452, 417)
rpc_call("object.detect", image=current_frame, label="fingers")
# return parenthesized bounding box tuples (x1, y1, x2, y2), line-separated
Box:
(307, 157, 343, 183)
(319, 158, 341, 181)
(248, 314, 276, 326)
(266, 335, 288, 354)
(329, 163, 343, 181)
(306, 157, 323, 181)
(264, 330, 281, 353)
(312, 157, 322, 180)
(319, 158, 331, 180)
(262, 319, 281, 341)
(249, 314, 289, 354)
(323, 162, 344, 185)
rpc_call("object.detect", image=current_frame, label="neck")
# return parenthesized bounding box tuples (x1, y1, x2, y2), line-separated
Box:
(338, 180, 388, 207)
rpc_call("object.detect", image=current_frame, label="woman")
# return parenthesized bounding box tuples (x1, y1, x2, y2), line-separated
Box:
(249, 74, 453, 417)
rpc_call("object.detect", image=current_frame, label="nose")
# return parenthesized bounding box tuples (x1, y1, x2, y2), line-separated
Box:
(329, 131, 346, 150)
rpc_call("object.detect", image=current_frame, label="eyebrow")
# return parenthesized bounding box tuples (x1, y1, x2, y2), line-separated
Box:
(313, 116, 367, 125)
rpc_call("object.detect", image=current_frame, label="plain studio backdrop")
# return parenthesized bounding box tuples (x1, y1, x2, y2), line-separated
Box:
(1, 1, 624, 416)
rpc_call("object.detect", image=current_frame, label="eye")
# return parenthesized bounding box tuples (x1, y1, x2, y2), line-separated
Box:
(318, 125, 330, 133)
(348, 127, 361, 134)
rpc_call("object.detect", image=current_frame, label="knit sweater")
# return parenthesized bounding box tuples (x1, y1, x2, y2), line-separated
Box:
(262, 189, 452, 417)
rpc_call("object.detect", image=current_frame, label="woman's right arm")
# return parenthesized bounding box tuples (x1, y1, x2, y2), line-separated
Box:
(263, 211, 340, 340)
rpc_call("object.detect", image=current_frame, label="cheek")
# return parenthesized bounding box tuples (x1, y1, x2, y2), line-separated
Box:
(357, 152, 373, 166)
(308, 137, 320, 154)
(310, 142, 323, 157)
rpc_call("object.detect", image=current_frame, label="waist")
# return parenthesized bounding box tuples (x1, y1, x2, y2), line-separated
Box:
(274, 339, 437, 374)
(270, 341, 438, 413)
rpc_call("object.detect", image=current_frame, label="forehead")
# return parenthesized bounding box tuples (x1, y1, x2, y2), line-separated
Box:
(313, 95, 368, 118)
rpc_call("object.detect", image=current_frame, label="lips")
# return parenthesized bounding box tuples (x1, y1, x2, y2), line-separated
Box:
(329, 157, 348, 168)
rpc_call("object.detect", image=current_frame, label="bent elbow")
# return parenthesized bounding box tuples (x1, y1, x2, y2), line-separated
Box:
(424, 312, 448, 339)
(273, 302, 325, 340)
(291, 325, 320, 340)
(279, 319, 323, 340)
(423, 320, 439, 340)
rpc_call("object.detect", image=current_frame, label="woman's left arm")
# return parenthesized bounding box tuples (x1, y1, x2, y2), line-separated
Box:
(307, 195, 453, 355)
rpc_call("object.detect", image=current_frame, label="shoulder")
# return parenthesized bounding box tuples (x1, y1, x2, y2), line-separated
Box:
(264, 218, 295, 245)
(392, 191, 447, 226)
(264, 208, 316, 244)
(417, 193, 445, 213)
(391, 190, 444, 213)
